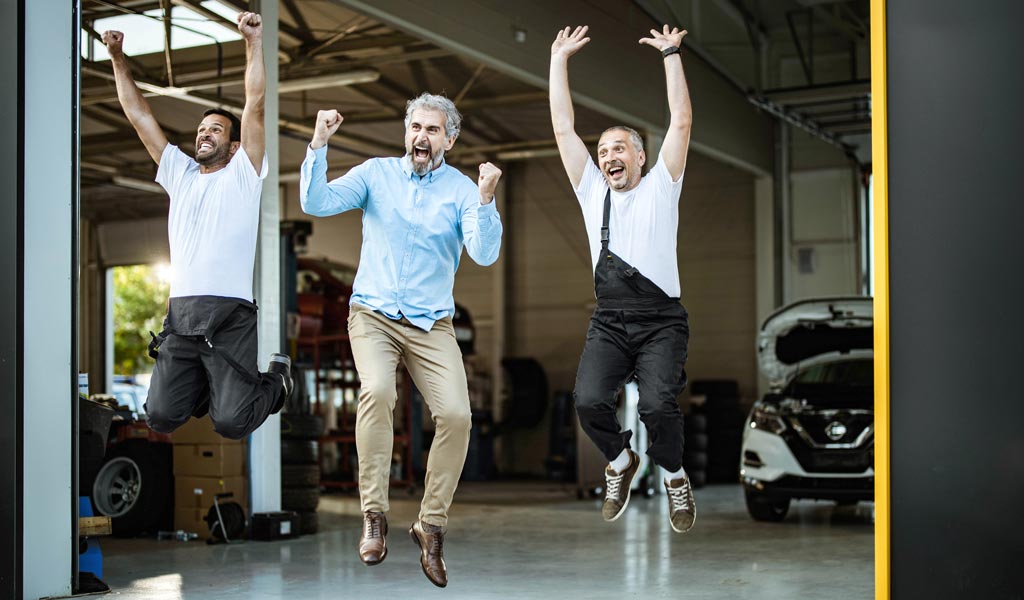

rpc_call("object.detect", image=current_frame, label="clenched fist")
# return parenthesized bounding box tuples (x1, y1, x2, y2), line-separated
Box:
(478, 162, 502, 205)
(102, 30, 124, 58)
(237, 11, 263, 42)
(311, 109, 344, 150)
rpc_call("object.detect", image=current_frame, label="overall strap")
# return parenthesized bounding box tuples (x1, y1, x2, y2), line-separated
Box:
(601, 189, 611, 250)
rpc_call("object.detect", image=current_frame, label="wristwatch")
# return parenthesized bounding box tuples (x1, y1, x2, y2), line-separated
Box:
(661, 46, 681, 59)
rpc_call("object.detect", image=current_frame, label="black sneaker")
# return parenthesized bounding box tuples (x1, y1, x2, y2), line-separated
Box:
(268, 353, 293, 413)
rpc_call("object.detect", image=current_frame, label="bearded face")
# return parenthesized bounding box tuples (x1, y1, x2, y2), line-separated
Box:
(403, 108, 454, 176)
(597, 131, 645, 192)
(195, 114, 237, 168)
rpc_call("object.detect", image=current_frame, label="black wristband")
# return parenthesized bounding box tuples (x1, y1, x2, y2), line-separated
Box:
(661, 46, 681, 59)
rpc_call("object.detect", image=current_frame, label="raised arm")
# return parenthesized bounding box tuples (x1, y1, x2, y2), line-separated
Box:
(103, 31, 168, 165)
(300, 109, 367, 217)
(237, 12, 266, 174)
(549, 26, 592, 188)
(639, 25, 693, 181)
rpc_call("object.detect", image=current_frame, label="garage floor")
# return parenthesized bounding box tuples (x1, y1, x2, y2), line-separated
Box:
(100, 483, 874, 599)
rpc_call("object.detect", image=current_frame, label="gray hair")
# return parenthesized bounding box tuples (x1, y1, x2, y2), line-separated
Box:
(601, 126, 644, 153)
(404, 93, 462, 140)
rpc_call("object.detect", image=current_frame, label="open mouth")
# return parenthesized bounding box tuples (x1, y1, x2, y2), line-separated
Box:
(198, 142, 213, 153)
(606, 166, 625, 179)
(413, 145, 430, 161)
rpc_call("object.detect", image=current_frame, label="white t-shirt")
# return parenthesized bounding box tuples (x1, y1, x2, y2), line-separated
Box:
(574, 155, 685, 298)
(155, 144, 268, 300)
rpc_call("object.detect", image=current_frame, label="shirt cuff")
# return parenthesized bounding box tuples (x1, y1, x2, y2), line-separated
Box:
(306, 144, 328, 161)
(478, 199, 498, 216)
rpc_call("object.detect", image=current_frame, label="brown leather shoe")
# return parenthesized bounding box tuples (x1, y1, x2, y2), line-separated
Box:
(358, 511, 388, 565)
(665, 476, 697, 533)
(409, 520, 447, 588)
(601, 449, 640, 521)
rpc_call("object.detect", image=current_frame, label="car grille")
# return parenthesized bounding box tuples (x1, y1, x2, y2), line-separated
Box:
(791, 412, 873, 446)
(782, 430, 874, 474)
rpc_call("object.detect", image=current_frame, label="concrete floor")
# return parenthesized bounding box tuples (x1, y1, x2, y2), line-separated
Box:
(99, 483, 874, 599)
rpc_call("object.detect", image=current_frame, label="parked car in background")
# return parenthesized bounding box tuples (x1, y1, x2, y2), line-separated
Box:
(111, 374, 148, 417)
(741, 297, 874, 522)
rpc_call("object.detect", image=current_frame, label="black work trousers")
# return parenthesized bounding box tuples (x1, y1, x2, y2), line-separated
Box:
(573, 303, 689, 472)
(145, 296, 283, 440)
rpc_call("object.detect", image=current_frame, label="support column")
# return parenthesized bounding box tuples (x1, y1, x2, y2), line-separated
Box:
(0, 1, 21, 597)
(22, 0, 76, 597)
(250, 0, 281, 513)
(772, 121, 791, 307)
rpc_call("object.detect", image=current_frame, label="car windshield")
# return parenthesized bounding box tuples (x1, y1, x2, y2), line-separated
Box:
(785, 358, 873, 403)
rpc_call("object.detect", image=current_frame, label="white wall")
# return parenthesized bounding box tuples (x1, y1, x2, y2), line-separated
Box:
(789, 168, 861, 301)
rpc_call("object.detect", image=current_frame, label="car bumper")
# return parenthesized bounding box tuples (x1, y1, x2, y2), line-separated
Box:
(741, 428, 874, 501)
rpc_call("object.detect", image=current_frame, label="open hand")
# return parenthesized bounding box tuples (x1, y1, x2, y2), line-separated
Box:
(551, 26, 590, 60)
(639, 24, 687, 52)
(478, 162, 502, 203)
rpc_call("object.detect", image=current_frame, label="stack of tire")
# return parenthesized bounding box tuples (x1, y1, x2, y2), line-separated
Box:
(691, 380, 745, 483)
(682, 411, 708, 489)
(280, 408, 324, 536)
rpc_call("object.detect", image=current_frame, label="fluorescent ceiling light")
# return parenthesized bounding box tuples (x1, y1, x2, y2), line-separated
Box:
(278, 70, 380, 93)
(112, 176, 164, 194)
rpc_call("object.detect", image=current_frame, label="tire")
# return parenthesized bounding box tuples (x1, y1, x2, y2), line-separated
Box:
(282, 486, 320, 512)
(687, 433, 708, 451)
(688, 470, 707, 489)
(281, 440, 319, 465)
(282, 464, 320, 487)
(745, 488, 790, 522)
(683, 451, 708, 471)
(685, 413, 707, 433)
(281, 413, 325, 440)
(297, 510, 319, 535)
(91, 440, 172, 537)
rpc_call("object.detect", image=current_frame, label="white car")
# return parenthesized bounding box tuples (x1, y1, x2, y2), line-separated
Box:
(741, 297, 874, 521)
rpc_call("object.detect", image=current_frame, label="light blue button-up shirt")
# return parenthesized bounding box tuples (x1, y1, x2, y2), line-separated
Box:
(300, 145, 502, 331)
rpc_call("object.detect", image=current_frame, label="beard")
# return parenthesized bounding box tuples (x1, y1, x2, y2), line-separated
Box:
(403, 141, 446, 176)
(195, 142, 231, 167)
(603, 161, 631, 190)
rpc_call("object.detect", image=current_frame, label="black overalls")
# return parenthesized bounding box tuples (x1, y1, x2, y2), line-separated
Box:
(145, 296, 284, 440)
(573, 190, 690, 472)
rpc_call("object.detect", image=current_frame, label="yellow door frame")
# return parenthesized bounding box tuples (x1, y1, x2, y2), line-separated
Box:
(870, 1, 890, 598)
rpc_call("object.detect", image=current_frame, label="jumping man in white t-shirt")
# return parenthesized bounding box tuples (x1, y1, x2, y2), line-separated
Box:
(103, 12, 292, 440)
(550, 25, 697, 532)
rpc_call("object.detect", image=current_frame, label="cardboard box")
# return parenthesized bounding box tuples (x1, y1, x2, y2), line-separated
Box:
(174, 475, 248, 511)
(173, 444, 246, 477)
(171, 416, 243, 445)
(174, 507, 213, 536)
(174, 474, 249, 535)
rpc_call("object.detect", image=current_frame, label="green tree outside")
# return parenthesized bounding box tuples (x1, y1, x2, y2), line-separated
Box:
(113, 264, 168, 375)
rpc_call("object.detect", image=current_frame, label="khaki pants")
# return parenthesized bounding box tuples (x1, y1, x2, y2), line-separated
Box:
(347, 303, 471, 527)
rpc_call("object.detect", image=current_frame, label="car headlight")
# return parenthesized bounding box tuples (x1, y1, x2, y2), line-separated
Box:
(750, 405, 787, 435)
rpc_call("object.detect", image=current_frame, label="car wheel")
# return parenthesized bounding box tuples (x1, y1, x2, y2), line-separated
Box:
(744, 488, 790, 522)
(91, 440, 172, 536)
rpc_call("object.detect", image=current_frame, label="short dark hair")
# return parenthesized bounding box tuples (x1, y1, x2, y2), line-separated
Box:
(202, 108, 241, 143)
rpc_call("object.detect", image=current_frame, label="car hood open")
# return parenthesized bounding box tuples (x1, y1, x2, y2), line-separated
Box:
(758, 296, 873, 389)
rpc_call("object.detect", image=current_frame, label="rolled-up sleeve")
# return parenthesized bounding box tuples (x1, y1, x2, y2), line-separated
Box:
(300, 145, 369, 216)
(461, 196, 503, 266)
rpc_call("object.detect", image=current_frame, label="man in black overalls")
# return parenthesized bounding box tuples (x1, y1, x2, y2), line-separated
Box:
(550, 24, 697, 532)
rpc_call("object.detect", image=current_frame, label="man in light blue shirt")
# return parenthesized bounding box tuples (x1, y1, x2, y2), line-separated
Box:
(299, 93, 502, 588)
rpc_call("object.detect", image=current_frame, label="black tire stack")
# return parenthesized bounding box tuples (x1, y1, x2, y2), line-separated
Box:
(280, 411, 324, 535)
(691, 380, 745, 484)
(682, 412, 708, 488)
